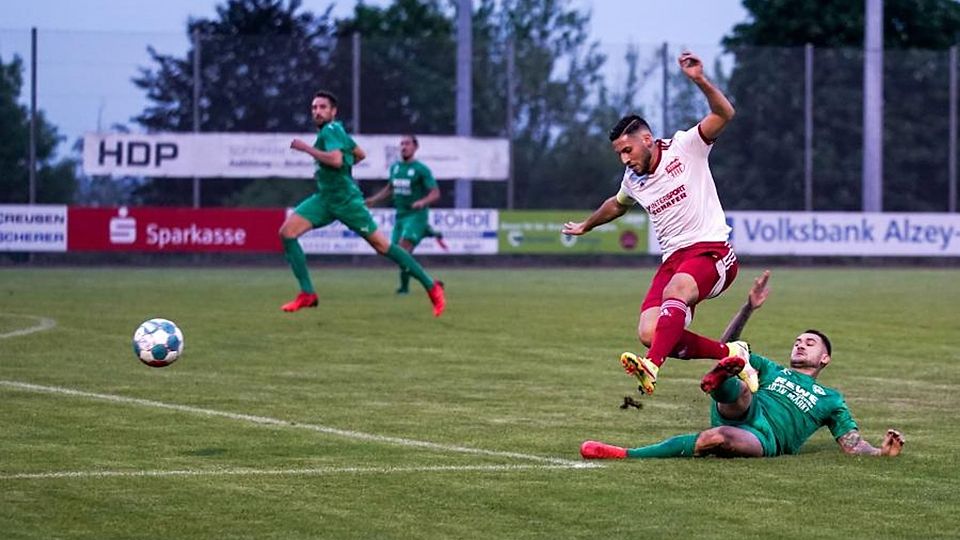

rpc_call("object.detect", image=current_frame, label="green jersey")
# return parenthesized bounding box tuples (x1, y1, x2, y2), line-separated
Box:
(751, 354, 858, 455)
(388, 160, 437, 217)
(313, 120, 360, 200)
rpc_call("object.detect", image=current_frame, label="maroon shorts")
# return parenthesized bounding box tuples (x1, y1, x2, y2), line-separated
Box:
(641, 241, 739, 312)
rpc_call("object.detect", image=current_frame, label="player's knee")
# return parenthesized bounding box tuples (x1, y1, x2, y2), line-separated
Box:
(638, 325, 654, 348)
(637, 321, 657, 347)
(695, 428, 737, 456)
(371, 238, 391, 255)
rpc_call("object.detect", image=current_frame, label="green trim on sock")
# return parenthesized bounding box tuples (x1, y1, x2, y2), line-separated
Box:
(711, 376, 742, 404)
(626, 434, 698, 458)
(385, 244, 434, 289)
(282, 237, 315, 294)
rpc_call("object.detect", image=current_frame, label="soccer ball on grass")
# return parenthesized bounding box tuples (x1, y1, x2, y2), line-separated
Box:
(132, 318, 184, 367)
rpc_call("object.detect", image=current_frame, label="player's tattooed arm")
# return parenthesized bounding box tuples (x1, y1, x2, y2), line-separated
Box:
(837, 429, 905, 457)
(720, 271, 771, 342)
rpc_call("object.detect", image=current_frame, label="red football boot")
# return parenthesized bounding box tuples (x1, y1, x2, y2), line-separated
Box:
(580, 440, 627, 460)
(281, 292, 318, 312)
(699, 356, 746, 393)
(427, 281, 445, 317)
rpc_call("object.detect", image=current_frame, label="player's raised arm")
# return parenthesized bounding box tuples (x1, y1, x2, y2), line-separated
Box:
(720, 270, 771, 343)
(836, 429, 905, 457)
(562, 195, 631, 236)
(679, 51, 735, 142)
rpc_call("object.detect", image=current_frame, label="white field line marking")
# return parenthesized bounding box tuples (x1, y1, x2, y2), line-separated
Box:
(0, 380, 597, 469)
(0, 314, 56, 339)
(1, 463, 586, 481)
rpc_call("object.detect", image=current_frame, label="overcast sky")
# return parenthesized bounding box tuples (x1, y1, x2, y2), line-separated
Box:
(0, 0, 749, 153)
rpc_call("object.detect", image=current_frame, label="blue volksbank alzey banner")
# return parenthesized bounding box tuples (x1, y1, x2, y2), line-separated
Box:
(725, 212, 960, 256)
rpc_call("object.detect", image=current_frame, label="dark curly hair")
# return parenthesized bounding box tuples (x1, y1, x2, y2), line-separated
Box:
(609, 115, 652, 141)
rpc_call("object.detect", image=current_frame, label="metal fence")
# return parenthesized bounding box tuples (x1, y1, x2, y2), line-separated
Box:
(1, 28, 959, 211)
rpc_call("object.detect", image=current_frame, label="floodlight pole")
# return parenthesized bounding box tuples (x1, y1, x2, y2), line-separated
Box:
(455, 0, 473, 208)
(29, 27, 37, 205)
(862, 0, 883, 212)
(352, 32, 361, 134)
(950, 45, 958, 213)
(192, 28, 202, 208)
(661, 42, 668, 137)
(804, 43, 814, 211)
(506, 37, 515, 209)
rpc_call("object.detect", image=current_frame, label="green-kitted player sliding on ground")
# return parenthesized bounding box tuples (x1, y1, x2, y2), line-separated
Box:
(582, 271, 905, 459)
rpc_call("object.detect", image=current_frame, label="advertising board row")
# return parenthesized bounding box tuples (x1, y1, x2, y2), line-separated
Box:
(4, 205, 960, 257)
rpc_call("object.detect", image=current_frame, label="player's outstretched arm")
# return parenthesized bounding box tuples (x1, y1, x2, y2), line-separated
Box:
(720, 270, 771, 343)
(412, 188, 440, 210)
(678, 51, 735, 141)
(365, 184, 393, 207)
(837, 429, 905, 457)
(562, 196, 631, 236)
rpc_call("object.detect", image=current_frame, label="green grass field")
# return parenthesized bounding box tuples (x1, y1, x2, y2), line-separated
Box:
(2, 266, 959, 539)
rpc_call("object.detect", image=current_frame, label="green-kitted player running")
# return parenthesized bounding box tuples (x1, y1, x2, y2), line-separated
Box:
(581, 271, 905, 459)
(366, 135, 448, 295)
(280, 91, 445, 316)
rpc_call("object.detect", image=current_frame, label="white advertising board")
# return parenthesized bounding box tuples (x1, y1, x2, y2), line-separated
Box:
(83, 133, 509, 180)
(719, 212, 960, 256)
(294, 208, 499, 255)
(0, 205, 67, 252)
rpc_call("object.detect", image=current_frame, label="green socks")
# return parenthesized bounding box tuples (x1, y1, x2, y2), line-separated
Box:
(385, 244, 434, 289)
(711, 375, 742, 404)
(626, 434, 698, 458)
(282, 237, 315, 294)
(284, 239, 431, 293)
(398, 268, 411, 292)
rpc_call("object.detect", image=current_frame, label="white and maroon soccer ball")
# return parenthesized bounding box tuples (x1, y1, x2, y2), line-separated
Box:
(132, 318, 184, 367)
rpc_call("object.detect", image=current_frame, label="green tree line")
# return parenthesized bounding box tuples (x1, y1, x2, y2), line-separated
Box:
(3, 0, 960, 211)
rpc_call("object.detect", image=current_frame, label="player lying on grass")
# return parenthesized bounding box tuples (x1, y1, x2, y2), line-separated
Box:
(581, 271, 905, 459)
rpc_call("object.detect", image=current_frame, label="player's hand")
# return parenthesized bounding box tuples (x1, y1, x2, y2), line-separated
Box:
(412, 200, 426, 210)
(562, 221, 588, 236)
(881, 429, 905, 457)
(748, 270, 771, 309)
(290, 139, 311, 152)
(678, 51, 704, 80)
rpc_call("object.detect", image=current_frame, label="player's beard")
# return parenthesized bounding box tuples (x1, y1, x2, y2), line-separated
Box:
(631, 149, 652, 175)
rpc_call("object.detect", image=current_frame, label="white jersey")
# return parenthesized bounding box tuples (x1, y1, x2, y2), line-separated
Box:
(616, 124, 731, 260)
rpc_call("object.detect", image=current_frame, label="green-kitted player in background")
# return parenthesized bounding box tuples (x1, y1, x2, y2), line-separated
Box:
(281, 92, 445, 316)
(581, 271, 905, 459)
(366, 135, 448, 295)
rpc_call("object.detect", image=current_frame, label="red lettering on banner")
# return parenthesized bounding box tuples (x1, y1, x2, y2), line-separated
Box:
(67, 207, 286, 252)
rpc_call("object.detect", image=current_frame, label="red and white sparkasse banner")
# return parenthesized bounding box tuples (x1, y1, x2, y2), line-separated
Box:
(67, 207, 285, 252)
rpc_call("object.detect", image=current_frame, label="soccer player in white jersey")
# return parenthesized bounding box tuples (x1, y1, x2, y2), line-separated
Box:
(562, 51, 755, 397)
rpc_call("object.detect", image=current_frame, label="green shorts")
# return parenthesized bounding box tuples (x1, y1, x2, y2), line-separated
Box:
(294, 192, 378, 236)
(391, 212, 429, 246)
(710, 399, 779, 457)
